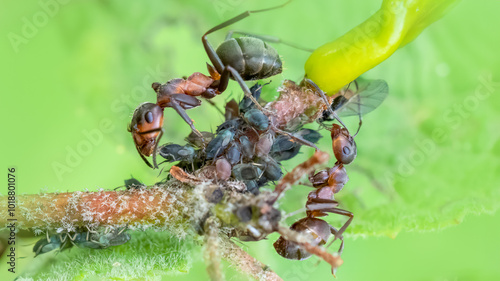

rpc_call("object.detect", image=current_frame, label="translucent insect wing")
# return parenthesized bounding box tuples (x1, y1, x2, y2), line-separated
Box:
(335, 78, 389, 117)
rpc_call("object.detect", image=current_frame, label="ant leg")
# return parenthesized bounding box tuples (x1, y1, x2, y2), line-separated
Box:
(58, 233, 67, 243)
(353, 115, 363, 138)
(66, 232, 79, 248)
(306, 198, 353, 239)
(304, 79, 349, 132)
(327, 226, 345, 255)
(218, 66, 266, 112)
(224, 30, 314, 52)
(330, 208, 353, 241)
(170, 100, 206, 144)
(202, 0, 293, 73)
(60, 234, 74, 252)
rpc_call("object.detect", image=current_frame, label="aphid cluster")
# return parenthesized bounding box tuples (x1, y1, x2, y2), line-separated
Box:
(159, 83, 321, 194)
(33, 226, 130, 257)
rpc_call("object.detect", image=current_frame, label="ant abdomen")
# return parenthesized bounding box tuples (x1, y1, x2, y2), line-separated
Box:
(273, 217, 330, 260)
(216, 37, 282, 80)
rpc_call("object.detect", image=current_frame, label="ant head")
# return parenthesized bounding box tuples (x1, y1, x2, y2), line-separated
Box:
(330, 124, 357, 165)
(130, 102, 164, 156)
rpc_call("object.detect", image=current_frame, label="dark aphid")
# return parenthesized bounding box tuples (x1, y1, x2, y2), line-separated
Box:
(226, 143, 242, 165)
(159, 144, 182, 161)
(114, 176, 147, 190)
(232, 164, 262, 181)
(114, 176, 145, 190)
(239, 83, 263, 113)
(298, 128, 322, 143)
(159, 143, 197, 162)
(204, 185, 224, 204)
(256, 174, 269, 187)
(206, 129, 236, 159)
(239, 136, 255, 159)
(216, 118, 243, 134)
(33, 233, 72, 257)
(103, 228, 131, 247)
(69, 227, 131, 249)
(262, 158, 282, 182)
(124, 177, 145, 189)
(243, 109, 269, 131)
(177, 145, 196, 161)
(243, 180, 259, 194)
(256, 157, 282, 182)
(235, 205, 254, 222)
(270, 129, 322, 161)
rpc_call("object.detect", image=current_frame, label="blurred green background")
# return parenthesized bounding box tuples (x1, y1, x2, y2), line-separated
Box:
(1, 0, 500, 280)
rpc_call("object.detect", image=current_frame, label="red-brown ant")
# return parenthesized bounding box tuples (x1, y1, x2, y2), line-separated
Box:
(273, 123, 356, 274)
(130, 1, 307, 169)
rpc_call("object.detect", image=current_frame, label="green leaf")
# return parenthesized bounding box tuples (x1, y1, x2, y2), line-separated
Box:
(21, 232, 195, 280)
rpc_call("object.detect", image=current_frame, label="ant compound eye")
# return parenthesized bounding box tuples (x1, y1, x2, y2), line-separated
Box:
(145, 111, 154, 123)
(342, 146, 351, 155)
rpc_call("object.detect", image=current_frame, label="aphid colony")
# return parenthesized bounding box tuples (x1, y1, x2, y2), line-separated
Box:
(158, 83, 321, 195)
(33, 226, 130, 257)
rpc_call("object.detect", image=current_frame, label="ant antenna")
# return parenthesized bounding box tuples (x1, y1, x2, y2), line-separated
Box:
(304, 79, 349, 132)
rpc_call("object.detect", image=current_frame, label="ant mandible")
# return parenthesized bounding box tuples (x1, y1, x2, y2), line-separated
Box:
(129, 0, 303, 169)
